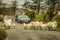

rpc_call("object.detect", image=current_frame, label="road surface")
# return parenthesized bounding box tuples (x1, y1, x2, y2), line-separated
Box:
(5, 23, 60, 40)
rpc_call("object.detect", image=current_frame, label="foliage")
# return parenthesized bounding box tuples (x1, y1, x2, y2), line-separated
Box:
(44, 14, 50, 22)
(52, 15, 60, 21)
(57, 22, 60, 29)
(3, 8, 14, 15)
(11, 0, 17, 15)
(46, 5, 55, 21)
(23, 0, 46, 13)
(34, 13, 45, 22)
(25, 11, 35, 21)
(0, 29, 7, 40)
(0, 16, 3, 22)
(23, 1, 30, 9)
(0, 1, 12, 15)
(46, 0, 57, 21)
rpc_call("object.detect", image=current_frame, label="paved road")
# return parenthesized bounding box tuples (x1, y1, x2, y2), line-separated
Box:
(5, 23, 60, 40)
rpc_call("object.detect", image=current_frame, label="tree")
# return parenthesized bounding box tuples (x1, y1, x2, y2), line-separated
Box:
(11, 0, 17, 15)
(23, 0, 30, 9)
(2, 3, 6, 16)
(0, 0, 3, 15)
(46, 0, 57, 21)
(23, 0, 39, 13)
(23, 0, 48, 14)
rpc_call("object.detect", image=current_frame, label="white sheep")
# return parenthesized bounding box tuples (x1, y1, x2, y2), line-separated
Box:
(48, 21, 57, 30)
(30, 21, 43, 30)
(51, 21, 57, 30)
(40, 23, 49, 30)
(3, 21, 15, 29)
(23, 23, 33, 30)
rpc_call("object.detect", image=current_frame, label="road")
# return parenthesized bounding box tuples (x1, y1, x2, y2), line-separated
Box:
(5, 23, 60, 40)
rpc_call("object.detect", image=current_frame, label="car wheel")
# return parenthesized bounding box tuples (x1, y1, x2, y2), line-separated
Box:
(17, 20, 19, 23)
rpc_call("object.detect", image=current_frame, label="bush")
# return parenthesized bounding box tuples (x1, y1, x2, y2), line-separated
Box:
(0, 16, 3, 22)
(44, 14, 51, 22)
(34, 13, 45, 22)
(52, 15, 60, 21)
(57, 22, 60, 28)
(0, 29, 7, 40)
(25, 11, 35, 21)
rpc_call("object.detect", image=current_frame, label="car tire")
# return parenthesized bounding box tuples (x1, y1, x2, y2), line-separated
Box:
(17, 20, 19, 23)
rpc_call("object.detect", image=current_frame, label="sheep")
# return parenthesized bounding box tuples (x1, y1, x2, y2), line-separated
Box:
(3, 22, 11, 29)
(32, 21, 41, 30)
(23, 21, 40, 30)
(12, 23, 15, 29)
(48, 21, 57, 30)
(30, 22, 36, 29)
(34, 21, 40, 29)
(30, 21, 44, 30)
(3, 21, 15, 29)
(40, 23, 49, 30)
(23, 23, 33, 30)
(51, 21, 57, 30)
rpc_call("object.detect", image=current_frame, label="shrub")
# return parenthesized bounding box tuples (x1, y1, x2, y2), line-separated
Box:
(34, 13, 45, 22)
(0, 29, 7, 40)
(44, 14, 51, 22)
(52, 15, 60, 21)
(25, 11, 35, 21)
(0, 16, 3, 22)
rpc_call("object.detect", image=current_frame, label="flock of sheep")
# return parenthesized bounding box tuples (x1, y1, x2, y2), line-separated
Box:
(23, 21, 57, 30)
(0, 19, 57, 30)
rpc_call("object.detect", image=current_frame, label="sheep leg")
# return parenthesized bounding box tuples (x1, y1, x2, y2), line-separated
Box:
(13, 26, 15, 29)
(8, 26, 10, 29)
(4, 25, 7, 29)
(39, 26, 42, 30)
(31, 26, 35, 30)
(37, 26, 39, 30)
(24, 26, 27, 30)
(33, 26, 35, 30)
